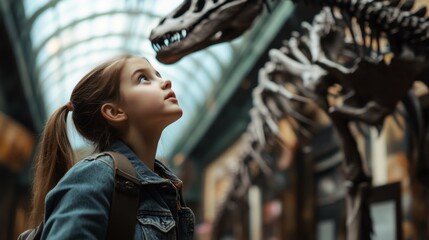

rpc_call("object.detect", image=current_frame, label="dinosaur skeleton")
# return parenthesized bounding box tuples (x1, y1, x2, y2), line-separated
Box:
(151, 0, 429, 239)
(151, 0, 429, 64)
(210, 46, 324, 239)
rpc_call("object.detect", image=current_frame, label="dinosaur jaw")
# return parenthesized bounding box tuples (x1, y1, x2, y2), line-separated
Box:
(150, 0, 263, 64)
(150, 24, 228, 64)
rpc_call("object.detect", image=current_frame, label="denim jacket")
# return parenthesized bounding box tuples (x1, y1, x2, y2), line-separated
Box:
(41, 141, 195, 239)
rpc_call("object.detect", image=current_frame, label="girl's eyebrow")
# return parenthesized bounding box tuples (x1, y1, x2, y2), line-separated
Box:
(131, 68, 145, 79)
(131, 68, 162, 79)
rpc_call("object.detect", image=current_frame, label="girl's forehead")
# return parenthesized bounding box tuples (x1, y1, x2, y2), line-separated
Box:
(126, 57, 151, 68)
(120, 57, 154, 82)
(123, 57, 154, 77)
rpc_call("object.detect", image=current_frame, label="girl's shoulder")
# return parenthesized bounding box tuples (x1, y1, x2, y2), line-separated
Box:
(76, 152, 115, 170)
(43, 153, 116, 239)
(45, 153, 116, 205)
(55, 152, 116, 187)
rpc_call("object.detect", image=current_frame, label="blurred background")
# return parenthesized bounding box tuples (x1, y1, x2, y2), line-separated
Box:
(1, 0, 429, 239)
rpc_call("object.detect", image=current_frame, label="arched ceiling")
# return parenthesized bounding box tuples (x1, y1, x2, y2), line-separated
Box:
(22, 0, 242, 157)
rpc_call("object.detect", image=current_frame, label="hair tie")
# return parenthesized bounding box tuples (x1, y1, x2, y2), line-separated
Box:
(66, 101, 75, 112)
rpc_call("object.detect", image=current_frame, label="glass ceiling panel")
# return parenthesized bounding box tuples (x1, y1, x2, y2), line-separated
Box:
(23, 0, 240, 158)
(24, 0, 49, 18)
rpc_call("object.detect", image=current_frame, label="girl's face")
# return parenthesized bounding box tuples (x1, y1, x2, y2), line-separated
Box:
(118, 57, 182, 130)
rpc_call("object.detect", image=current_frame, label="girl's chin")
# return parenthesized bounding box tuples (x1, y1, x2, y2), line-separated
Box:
(165, 110, 183, 124)
(172, 110, 183, 121)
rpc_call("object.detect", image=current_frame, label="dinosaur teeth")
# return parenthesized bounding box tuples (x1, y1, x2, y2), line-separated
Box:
(152, 42, 161, 52)
(214, 31, 222, 40)
(152, 28, 190, 52)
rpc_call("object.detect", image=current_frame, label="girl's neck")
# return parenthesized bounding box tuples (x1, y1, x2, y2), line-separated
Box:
(123, 128, 161, 171)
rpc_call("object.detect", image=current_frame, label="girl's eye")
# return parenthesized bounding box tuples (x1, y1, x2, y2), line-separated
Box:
(138, 75, 149, 83)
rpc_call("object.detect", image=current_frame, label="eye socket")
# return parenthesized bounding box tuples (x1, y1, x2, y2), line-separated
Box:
(138, 74, 149, 83)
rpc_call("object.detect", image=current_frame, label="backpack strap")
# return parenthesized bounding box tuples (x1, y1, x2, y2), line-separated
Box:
(105, 151, 140, 240)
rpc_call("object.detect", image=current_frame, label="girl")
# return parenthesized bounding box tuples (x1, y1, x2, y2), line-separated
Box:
(29, 55, 194, 239)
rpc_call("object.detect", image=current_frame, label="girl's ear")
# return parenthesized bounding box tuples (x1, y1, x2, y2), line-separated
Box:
(100, 103, 128, 124)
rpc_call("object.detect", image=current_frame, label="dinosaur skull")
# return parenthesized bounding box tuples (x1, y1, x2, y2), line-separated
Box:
(150, 0, 264, 64)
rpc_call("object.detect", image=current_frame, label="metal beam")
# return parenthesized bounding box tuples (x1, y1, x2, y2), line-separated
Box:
(0, 0, 44, 131)
(22, 3, 162, 40)
(29, 9, 161, 65)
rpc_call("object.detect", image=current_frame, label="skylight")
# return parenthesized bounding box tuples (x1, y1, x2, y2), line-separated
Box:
(23, 0, 238, 158)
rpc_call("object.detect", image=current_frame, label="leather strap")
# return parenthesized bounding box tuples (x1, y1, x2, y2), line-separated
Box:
(105, 152, 140, 240)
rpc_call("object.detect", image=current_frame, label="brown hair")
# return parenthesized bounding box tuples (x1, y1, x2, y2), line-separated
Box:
(30, 54, 132, 227)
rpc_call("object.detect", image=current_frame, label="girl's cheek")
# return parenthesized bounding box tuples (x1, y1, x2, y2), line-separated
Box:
(140, 95, 165, 113)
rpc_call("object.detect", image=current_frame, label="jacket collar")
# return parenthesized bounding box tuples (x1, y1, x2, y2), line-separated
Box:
(108, 140, 182, 186)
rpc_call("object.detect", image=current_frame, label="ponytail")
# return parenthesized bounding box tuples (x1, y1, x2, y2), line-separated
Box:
(30, 105, 75, 227)
(29, 54, 131, 227)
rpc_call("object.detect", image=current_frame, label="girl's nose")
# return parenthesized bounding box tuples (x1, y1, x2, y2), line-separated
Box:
(161, 79, 172, 89)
